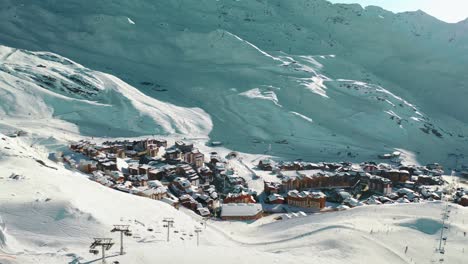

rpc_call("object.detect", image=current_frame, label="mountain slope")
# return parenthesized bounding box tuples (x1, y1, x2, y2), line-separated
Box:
(0, 45, 212, 139)
(0, 0, 467, 165)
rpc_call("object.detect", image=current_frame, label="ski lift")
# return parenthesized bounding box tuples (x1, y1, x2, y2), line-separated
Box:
(89, 249, 99, 255)
(124, 231, 133, 236)
(189, 234, 194, 237)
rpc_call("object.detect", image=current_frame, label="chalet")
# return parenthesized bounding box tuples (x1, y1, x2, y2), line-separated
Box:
(199, 167, 214, 183)
(98, 161, 117, 172)
(267, 194, 285, 204)
(197, 207, 211, 217)
(264, 181, 281, 195)
(138, 164, 151, 175)
(193, 193, 214, 208)
(138, 184, 167, 200)
(128, 174, 148, 187)
(180, 194, 199, 210)
(361, 174, 392, 195)
(78, 160, 97, 173)
(224, 191, 256, 204)
(221, 203, 263, 221)
(146, 168, 162, 180)
(176, 164, 199, 185)
(165, 148, 182, 161)
(128, 164, 139, 175)
(286, 190, 326, 210)
(176, 163, 196, 176)
(202, 184, 219, 201)
(170, 177, 192, 195)
(258, 159, 274, 171)
(183, 149, 205, 168)
(107, 171, 125, 183)
(175, 141, 194, 153)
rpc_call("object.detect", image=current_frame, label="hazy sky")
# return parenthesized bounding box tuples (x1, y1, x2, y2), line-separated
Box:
(328, 0, 468, 23)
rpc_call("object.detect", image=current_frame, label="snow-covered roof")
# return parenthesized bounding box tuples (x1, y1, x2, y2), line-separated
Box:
(288, 190, 326, 199)
(221, 203, 262, 217)
(268, 194, 284, 201)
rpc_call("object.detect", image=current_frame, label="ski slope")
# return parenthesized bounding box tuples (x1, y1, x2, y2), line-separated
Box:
(1, 135, 468, 264)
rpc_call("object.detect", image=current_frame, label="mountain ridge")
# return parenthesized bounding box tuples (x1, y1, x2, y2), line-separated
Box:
(0, 0, 467, 166)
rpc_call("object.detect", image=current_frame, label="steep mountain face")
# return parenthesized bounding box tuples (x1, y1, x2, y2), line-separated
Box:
(0, 46, 212, 138)
(0, 0, 467, 165)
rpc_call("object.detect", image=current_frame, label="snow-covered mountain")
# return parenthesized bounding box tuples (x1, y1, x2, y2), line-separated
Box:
(0, 0, 467, 164)
(0, 46, 212, 140)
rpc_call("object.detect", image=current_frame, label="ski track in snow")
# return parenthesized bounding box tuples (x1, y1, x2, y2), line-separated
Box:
(290, 111, 313, 123)
(127, 17, 136, 24)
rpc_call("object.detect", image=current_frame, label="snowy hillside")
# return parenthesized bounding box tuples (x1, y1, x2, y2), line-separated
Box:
(0, 0, 467, 166)
(1, 135, 467, 264)
(0, 45, 212, 139)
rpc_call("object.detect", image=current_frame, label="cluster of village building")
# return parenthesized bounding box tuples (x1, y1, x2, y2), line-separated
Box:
(61, 138, 465, 222)
(65, 139, 261, 220)
(259, 157, 451, 211)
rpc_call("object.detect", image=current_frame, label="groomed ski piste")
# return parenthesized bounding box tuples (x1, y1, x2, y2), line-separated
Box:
(1, 134, 468, 264)
(0, 44, 467, 264)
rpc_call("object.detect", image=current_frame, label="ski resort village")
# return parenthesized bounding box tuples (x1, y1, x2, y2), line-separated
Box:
(3, 131, 468, 264)
(61, 137, 468, 221)
(2, 0, 468, 263)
